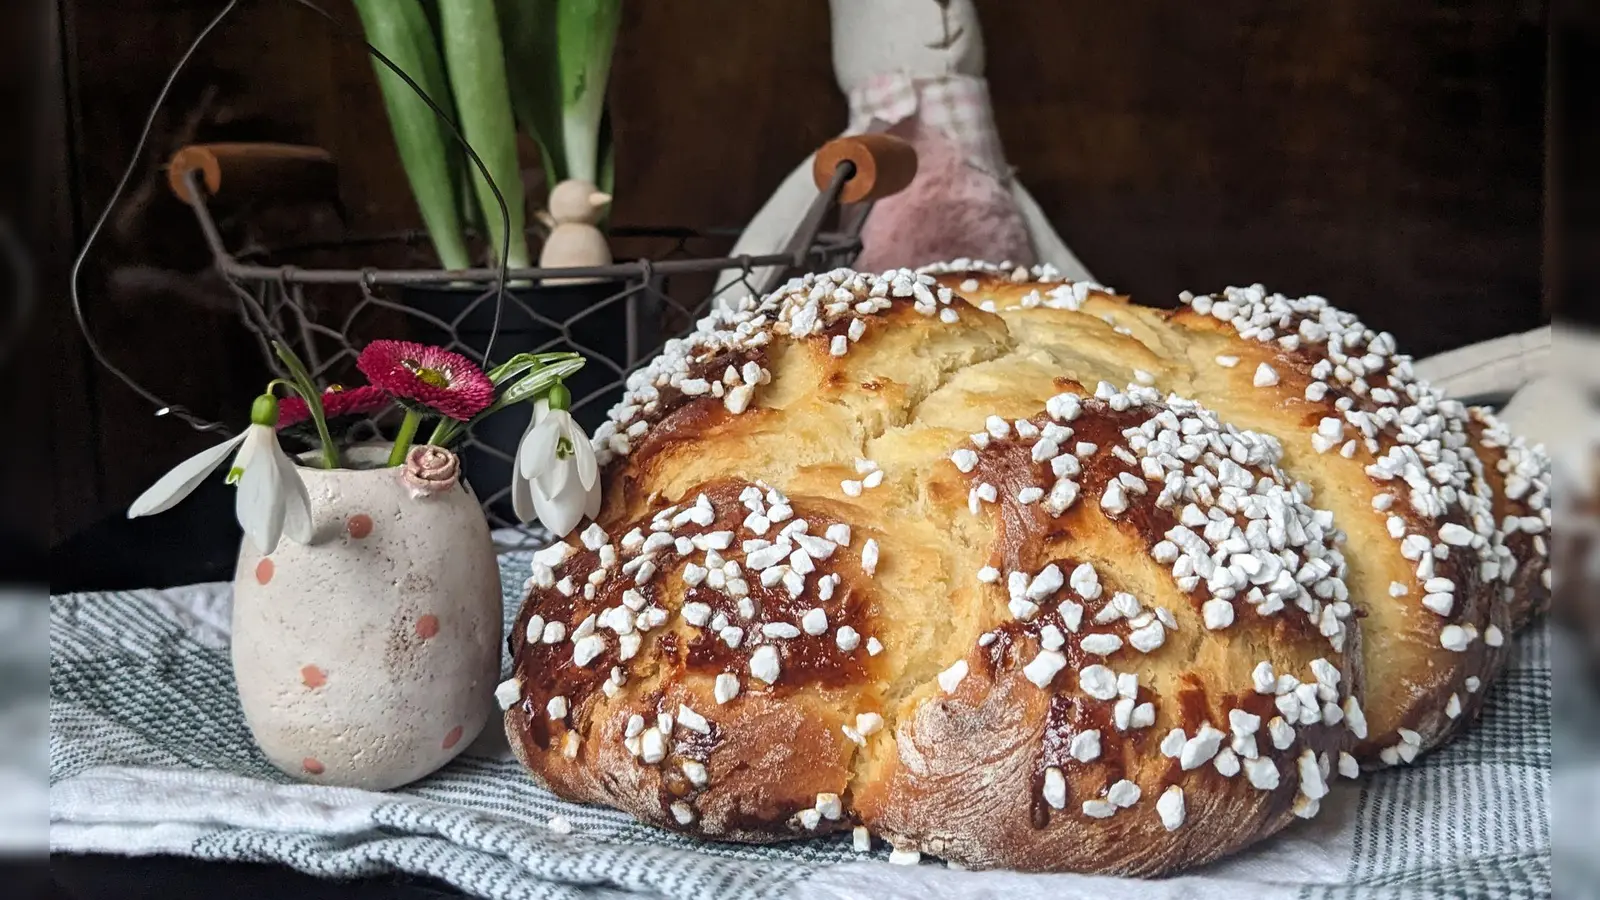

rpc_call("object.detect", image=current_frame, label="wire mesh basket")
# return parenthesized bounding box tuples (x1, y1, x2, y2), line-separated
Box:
(161, 135, 913, 535)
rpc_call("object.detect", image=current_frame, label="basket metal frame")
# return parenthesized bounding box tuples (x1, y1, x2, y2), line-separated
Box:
(178, 163, 861, 289)
(174, 160, 871, 534)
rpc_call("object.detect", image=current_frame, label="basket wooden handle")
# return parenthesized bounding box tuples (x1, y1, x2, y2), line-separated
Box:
(166, 143, 338, 205)
(812, 134, 917, 204)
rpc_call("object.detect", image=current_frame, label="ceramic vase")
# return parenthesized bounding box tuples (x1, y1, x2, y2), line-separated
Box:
(231, 444, 502, 790)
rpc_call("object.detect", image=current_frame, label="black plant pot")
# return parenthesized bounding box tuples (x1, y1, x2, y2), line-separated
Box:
(401, 276, 661, 522)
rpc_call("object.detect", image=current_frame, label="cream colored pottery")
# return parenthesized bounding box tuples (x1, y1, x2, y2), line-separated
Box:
(231, 444, 502, 790)
(538, 178, 612, 284)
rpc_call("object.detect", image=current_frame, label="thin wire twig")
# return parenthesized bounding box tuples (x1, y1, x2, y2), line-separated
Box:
(67, 0, 244, 437)
(67, 0, 864, 483)
(283, 0, 514, 366)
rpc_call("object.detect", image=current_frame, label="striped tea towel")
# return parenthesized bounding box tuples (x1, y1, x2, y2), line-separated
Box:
(50, 550, 1551, 900)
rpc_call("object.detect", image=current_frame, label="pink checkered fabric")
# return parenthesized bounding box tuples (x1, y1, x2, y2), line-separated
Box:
(847, 72, 1011, 180)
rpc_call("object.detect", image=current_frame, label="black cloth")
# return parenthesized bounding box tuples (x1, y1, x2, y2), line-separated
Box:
(45, 856, 464, 899)
(50, 475, 242, 594)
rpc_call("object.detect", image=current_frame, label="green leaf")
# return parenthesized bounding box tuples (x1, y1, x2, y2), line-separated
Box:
(438, 0, 532, 268)
(486, 351, 583, 385)
(414, 1, 482, 237)
(556, 0, 623, 186)
(497, 0, 566, 192)
(596, 105, 615, 226)
(352, 0, 471, 270)
(497, 357, 587, 407)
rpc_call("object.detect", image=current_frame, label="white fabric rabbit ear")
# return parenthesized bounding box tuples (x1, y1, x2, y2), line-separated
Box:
(713, 158, 821, 310)
(1492, 326, 1600, 482)
(127, 432, 248, 518)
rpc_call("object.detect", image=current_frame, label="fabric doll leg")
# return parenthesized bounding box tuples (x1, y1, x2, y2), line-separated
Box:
(1009, 181, 1096, 283)
(1412, 325, 1551, 402)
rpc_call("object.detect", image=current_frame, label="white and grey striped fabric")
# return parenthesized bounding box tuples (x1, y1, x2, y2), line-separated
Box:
(50, 549, 1551, 900)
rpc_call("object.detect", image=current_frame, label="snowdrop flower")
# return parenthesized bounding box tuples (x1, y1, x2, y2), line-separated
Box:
(128, 394, 313, 554)
(513, 387, 601, 538)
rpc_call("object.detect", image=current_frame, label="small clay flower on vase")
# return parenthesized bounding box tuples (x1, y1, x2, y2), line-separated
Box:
(126, 338, 601, 790)
(538, 179, 612, 285)
(401, 445, 462, 499)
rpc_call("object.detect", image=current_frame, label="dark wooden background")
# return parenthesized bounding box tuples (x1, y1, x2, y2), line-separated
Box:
(43, 0, 1549, 545)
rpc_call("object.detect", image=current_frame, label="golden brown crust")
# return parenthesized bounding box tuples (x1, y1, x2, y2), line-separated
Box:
(1467, 407, 1552, 629)
(855, 397, 1356, 874)
(926, 270, 1546, 766)
(504, 480, 883, 840)
(502, 268, 1365, 875)
(858, 664, 1321, 875)
(1152, 302, 1503, 764)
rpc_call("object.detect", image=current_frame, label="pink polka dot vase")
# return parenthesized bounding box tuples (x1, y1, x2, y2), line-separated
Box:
(231, 444, 502, 790)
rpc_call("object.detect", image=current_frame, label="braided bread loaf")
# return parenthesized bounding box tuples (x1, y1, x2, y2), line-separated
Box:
(919, 263, 1550, 764)
(498, 265, 1549, 874)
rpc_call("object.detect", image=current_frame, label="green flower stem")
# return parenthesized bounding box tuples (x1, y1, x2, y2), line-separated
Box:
(266, 382, 337, 470)
(250, 394, 280, 427)
(424, 415, 455, 447)
(309, 404, 340, 469)
(389, 409, 424, 467)
(272, 342, 339, 469)
(427, 415, 469, 449)
(269, 379, 339, 469)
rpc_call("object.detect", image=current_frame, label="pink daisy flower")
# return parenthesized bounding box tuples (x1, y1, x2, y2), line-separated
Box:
(357, 340, 494, 421)
(276, 385, 390, 429)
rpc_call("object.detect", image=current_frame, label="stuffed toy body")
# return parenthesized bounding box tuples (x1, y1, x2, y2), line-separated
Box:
(850, 91, 1030, 273)
(716, 0, 1092, 304)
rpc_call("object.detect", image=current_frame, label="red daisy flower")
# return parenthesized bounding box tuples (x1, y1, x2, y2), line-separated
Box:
(356, 340, 494, 421)
(276, 385, 391, 429)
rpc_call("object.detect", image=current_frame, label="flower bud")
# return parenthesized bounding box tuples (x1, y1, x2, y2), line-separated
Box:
(547, 382, 572, 412)
(250, 394, 280, 427)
